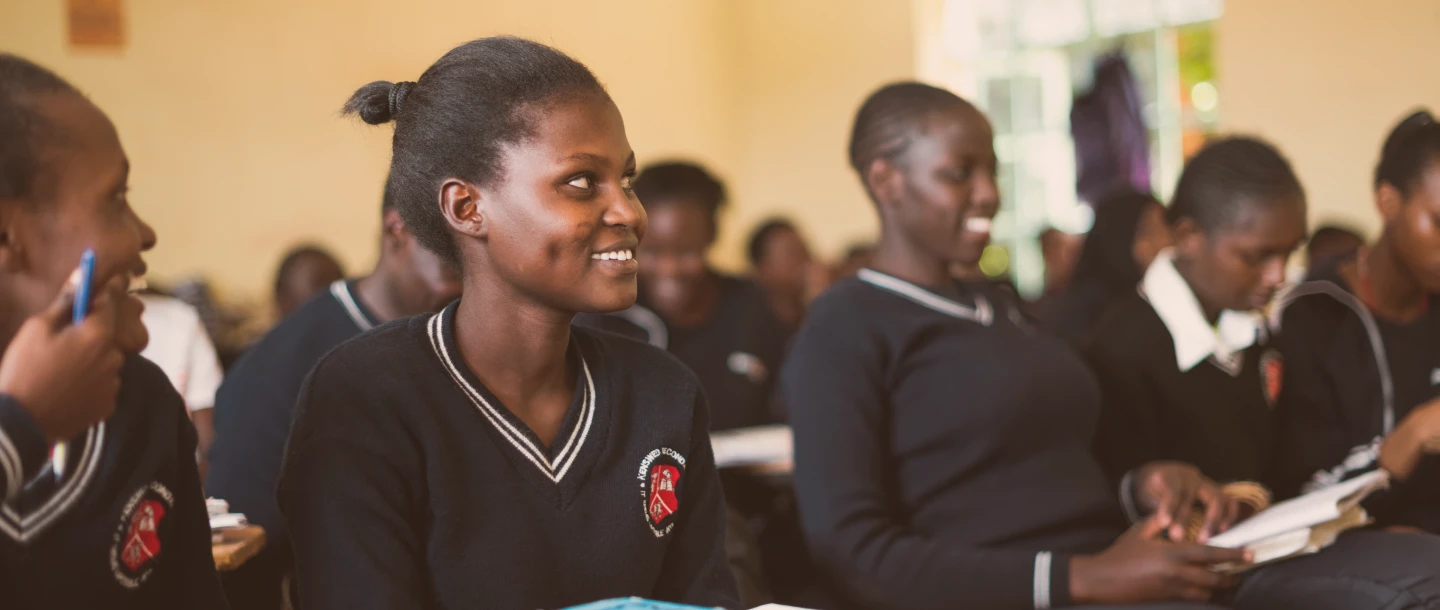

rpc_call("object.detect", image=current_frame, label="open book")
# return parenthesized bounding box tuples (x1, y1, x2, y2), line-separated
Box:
(709, 425, 792, 469)
(1207, 470, 1389, 571)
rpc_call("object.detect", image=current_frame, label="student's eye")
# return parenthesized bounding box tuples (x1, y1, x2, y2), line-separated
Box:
(621, 174, 636, 191)
(566, 175, 594, 190)
(945, 166, 973, 182)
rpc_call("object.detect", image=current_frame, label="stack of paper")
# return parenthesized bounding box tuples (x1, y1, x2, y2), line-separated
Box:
(206, 497, 249, 532)
(710, 425, 792, 469)
(1207, 470, 1388, 571)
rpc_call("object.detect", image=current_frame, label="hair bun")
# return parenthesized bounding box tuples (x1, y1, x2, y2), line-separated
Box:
(341, 80, 413, 125)
(388, 81, 415, 118)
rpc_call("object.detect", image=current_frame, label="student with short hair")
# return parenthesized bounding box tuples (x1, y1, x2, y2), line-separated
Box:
(277, 37, 737, 610)
(748, 217, 816, 334)
(784, 81, 1440, 610)
(206, 181, 461, 610)
(0, 53, 225, 609)
(1303, 225, 1364, 281)
(578, 161, 788, 432)
(1084, 138, 1305, 490)
(1271, 110, 1440, 533)
(271, 245, 345, 319)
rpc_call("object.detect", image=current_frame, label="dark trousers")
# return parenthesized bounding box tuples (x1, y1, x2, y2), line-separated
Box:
(1086, 530, 1440, 610)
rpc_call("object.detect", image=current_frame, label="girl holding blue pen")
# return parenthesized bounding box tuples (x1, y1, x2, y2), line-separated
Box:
(0, 54, 226, 608)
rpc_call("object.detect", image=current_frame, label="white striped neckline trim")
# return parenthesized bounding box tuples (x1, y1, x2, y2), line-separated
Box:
(0, 424, 106, 543)
(426, 312, 596, 483)
(857, 268, 994, 325)
(330, 280, 375, 332)
(0, 425, 22, 500)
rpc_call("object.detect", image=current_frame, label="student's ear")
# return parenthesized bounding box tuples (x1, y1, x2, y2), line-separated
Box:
(439, 178, 486, 240)
(0, 201, 27, 273)
(1170, 217, 1207, 260)
(865, 158, 904, 214)
(1376, 182, 1405, 223)
(380, 207, 408, 253)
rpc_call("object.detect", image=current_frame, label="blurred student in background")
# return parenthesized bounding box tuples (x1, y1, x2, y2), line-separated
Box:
(271, 244, 344, 319)
(1039, 225, 1084, 297)
(1084, 132, 1440, 605)
(1272, 110, 1440, 533)
(747, 217, 819, 336)
(0, 54, 225, 608)
(138, 290, 223, 478)
(579, 161, 787, 432)
(206, 182, 460, 610)
(1038, 190, 1170, 347)
(785, 81, 1440, 610)
(1303, 225, 1364, 282)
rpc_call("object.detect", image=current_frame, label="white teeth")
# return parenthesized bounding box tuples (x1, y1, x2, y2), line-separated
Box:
(591, 249, 634, 261)
(965, 217, 993, 233)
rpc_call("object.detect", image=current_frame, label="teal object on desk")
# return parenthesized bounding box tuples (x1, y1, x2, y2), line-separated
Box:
(560, 598, 719, 610)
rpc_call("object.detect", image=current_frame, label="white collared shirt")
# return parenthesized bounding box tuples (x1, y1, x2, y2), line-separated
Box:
(1141, 250, 1264, 374)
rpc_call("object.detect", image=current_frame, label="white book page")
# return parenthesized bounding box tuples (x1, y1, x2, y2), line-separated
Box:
(1209, 470, 1386, 548)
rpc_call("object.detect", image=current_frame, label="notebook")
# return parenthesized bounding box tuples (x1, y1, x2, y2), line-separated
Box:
(1207, 470, 1388, 571)
(709, 425, 792, 469)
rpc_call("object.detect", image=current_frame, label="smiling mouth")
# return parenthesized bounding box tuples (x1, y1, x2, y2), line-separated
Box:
(965, 217, 993, 234)
(591, 249, 634, 262)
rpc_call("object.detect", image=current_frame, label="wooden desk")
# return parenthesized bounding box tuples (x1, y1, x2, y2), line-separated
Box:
(212, 525, 266, 572)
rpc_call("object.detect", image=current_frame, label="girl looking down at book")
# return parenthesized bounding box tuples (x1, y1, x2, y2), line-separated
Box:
(1271, 110, 1440, 533)
(782, 81, 1440, 610)
(1080, 133, 1440, 606)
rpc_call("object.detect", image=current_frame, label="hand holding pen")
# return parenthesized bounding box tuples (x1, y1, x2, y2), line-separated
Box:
(0, 256, 129, 447)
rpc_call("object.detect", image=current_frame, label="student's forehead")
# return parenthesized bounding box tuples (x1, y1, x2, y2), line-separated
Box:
(39, 95, 125, 180)
(525, 94, 631, 164)
(1221, 199, 1307, 242)
(915, 109, 995, 157)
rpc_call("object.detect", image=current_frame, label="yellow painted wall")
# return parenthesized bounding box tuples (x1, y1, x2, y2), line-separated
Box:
(0, 0, 743, 300)
(1218, 0, 1440, 237)
(0, 0, 917, 302)
(717, 0, 915, 268)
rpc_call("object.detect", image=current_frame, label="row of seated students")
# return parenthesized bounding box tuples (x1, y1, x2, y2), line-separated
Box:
(4, 35, 1440, 610)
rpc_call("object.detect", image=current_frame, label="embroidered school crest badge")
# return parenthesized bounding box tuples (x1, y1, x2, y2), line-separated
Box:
(1259, 349, 1284, 408)
(638, 447, 686, 537)
(110, 482, 173, 589)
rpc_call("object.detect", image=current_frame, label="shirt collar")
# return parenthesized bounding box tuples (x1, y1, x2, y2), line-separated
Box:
(1141, 250, 1262, 373)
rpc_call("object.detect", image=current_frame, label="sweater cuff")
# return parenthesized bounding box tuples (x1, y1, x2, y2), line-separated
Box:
(0, 393, 49, 499)
(1033, 551, 1072, 609)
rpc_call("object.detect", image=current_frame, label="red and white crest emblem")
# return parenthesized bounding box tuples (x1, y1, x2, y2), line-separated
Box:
(110, 482, 173, 589)
(638, 447, 686, 537)
(1260, 349, 1284, 408)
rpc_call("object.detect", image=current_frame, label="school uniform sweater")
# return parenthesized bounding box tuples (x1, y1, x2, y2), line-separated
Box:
(276, 303, 739, 610)
(1084, 252, 1277, 487)
(1271, 273, 1440, 531)
(0, 355, 226, 609)
(206, 279, 381, 547)
(782, 269, 1128, 610)
(575, 274, 787, 432)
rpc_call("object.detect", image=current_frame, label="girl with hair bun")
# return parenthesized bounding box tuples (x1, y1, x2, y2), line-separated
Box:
(277, 37, 737, 610)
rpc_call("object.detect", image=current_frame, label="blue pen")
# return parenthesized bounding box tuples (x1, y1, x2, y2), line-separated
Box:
(54, 248, 96, 481)
(72, 248, 96, 325)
